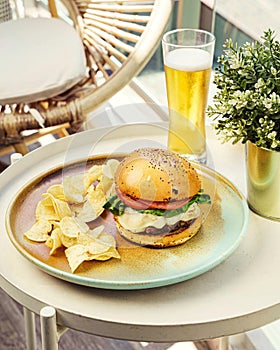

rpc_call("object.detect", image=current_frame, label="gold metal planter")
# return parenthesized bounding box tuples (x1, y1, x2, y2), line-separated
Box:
(246, 141, 280, 221)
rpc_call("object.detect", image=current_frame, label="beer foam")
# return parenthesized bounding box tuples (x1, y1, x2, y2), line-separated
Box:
(165, 48, 211, 71)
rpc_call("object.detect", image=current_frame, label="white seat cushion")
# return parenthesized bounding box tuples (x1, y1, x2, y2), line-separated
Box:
(0, 17, 87, 104)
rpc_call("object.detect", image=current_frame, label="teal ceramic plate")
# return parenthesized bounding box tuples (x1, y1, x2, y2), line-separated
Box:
(6, 155, 249, 290)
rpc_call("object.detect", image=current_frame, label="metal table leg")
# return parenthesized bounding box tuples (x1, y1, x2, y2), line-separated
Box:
(40, 306, 59, 350)
(23, 308, 36, 350)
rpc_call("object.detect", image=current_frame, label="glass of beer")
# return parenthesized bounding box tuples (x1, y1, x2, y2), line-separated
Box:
(162, 29, 215, 164)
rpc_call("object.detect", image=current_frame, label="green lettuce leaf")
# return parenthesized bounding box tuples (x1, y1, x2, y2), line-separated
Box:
(103, 190, 210, 217)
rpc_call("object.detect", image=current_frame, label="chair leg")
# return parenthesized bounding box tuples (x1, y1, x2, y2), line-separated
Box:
(13, 142, 29, 155)
(40, 306, 59, 350)
(56, 127, 69, 138)
(23, 307, 37, 350)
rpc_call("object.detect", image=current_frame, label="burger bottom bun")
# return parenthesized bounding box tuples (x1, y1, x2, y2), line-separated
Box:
(115, 213, 202, 248)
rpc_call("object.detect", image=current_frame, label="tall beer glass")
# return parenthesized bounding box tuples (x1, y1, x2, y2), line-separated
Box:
(162, 29, 215, 164)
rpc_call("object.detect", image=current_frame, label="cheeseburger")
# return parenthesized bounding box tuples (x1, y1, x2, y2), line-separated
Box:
(104, 148, 210, 248)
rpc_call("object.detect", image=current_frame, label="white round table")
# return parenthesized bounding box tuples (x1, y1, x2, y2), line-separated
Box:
(1, 123, 280, 349)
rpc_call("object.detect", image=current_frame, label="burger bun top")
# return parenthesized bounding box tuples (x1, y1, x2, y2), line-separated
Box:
(115, 148, 201, 203)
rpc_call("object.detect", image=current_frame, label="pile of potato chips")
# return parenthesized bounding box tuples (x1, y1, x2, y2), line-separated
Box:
(23, 159, 121, 273)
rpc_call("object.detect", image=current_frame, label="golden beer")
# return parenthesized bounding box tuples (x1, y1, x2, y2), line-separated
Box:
(164, 48, 212, 162)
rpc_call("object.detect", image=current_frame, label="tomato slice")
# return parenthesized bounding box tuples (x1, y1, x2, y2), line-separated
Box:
(115, 187, 191, 210)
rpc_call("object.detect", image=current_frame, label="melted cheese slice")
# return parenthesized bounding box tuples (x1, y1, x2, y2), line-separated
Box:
(117, 203, 200, 233)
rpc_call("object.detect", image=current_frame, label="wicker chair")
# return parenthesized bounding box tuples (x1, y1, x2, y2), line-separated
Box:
(0, 0, 173, 155)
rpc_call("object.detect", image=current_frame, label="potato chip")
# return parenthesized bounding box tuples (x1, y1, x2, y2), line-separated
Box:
(96, 232, 117, 247)
(84, 165, 103, 190)
(63, 174, 86, 203)
(58, 233, 77, 249)
(102, 159, 120, 179)
(73, 226, 106, 248)
(74, 217, 90, 234)
(83, 231, 120, 258)
(36, 196, 59, 221)
(88, 226, 116, 247)
(75, 200, 98, 223)
(50, 220, 60, 229)
(45, 227, 63, 255)
(65, 236, 120, 272)
(58, 216, 89, 248)
(88, 240, 111, 254)
(47, 184, 65, 201)
(100, 159, 120, 198)
(74, 180, 107, 222)
(87, 182, 106, 217)
(65, 244, 89, 272)
(88, 225, 105, 238)
(90, 246, 120, 261)
(42, 193, 72, 220)
(24, 219, 52, 242)
(76, 233, 93, 246)
(86, 239, 120, 261)
(60, 216, 88, 237)
(100, 175, 115, 199)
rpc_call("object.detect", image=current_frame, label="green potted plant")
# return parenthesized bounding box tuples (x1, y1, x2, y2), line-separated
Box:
(207, 29, 280, 221)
